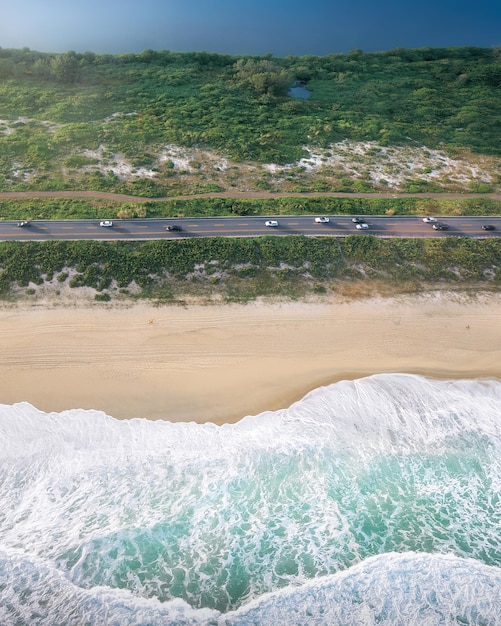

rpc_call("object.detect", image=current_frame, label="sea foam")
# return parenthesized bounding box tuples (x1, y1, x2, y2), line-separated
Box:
(1, 374, 501, 624)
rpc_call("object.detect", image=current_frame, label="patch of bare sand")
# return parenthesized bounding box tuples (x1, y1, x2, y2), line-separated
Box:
(0, 292, 500, 424)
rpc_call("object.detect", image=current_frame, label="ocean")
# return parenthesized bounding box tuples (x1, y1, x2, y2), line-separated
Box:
(1, 374, 501, 625)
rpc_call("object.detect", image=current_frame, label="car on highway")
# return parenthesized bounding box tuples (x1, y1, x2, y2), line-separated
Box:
(166, 225, 182, 231)
(356, 222, 369, 230)
(99, 220, 113, 227)
(17, 221, 30, 227)
(314, 217, 330, 224)
(482, 224, 495, 231)
(352, 217, 365, 223)
(265, 220, 279, 227)
(432, 223, 449, 230)
(422, 217, 437, 223)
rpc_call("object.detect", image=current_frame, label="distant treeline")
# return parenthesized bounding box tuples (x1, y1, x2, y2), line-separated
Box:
(0, 45, 499, 173)
(1, 236, 500, 302)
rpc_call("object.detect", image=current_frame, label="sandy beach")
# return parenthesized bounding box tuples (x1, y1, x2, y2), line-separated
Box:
(1, 292, 500, 424)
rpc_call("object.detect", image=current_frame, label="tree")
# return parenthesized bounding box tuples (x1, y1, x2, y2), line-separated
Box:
(50, 51, 81, 83)
(233, 59, 292, 97)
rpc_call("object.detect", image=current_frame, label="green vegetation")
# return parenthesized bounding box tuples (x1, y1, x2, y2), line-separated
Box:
(1, 237, 500, 303)
(0, 45, 500, 194)
(1, 45, 500, 302)
(153, 196, 501, 219)
(1, 196, 500, 222)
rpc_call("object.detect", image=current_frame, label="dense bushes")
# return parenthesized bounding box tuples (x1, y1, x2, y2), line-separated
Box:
(1, 236, 500, 299)
(0, 45, 499, 180)
(1, 196, 500, 221)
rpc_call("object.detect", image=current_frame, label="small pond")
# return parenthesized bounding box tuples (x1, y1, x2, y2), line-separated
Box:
(288, 81, 311, 100)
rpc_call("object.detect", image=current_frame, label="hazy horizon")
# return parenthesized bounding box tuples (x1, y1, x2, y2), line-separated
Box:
(1, 0, 500, 58)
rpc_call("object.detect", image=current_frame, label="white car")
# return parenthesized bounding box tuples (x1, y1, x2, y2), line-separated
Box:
(356, 222, 369, 230)
(99, 220, 113, 227)
(422, 217, 437, 223)
(314, 217, 330, 224)
(265, 220, 279, 227)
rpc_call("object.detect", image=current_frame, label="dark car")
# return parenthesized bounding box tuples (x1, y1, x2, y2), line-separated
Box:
(351, 217, 365, 223)
(17, 221, 30, 227)
(432, 223, 449, 231)
(166, 225, 182, 231)
(482, 224, 495, 231)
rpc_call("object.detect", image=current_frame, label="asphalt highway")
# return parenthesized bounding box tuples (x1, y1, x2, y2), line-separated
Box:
(1, 215, 500, 240)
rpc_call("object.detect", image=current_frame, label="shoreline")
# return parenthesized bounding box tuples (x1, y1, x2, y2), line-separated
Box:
(1, 292, 500, 424)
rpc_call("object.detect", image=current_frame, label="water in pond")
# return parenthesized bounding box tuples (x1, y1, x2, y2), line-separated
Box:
(288, 81, 310, 99)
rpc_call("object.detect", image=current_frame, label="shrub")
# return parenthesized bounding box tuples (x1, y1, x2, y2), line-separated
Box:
(95, 292, 111, 301)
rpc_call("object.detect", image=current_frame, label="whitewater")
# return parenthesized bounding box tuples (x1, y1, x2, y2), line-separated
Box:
(1, 374, 501, 625)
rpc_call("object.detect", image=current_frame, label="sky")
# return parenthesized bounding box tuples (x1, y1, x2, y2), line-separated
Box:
(0, 0, 500, 57)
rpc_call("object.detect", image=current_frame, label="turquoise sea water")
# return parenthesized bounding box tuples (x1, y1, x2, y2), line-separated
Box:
(1, 374, 501, 625)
